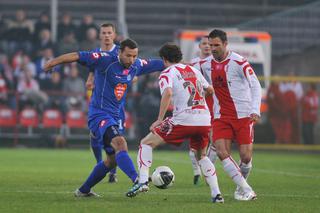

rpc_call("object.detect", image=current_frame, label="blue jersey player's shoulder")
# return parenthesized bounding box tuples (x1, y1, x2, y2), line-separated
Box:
(78, 51, 117, 71)
(93, 44, 120, 55)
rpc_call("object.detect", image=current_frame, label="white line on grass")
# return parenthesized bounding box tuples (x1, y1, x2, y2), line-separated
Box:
(2, 190, 320, 199)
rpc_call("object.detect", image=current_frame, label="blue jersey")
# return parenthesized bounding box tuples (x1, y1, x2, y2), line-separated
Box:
(79, 51, 164, 135)
(90, 45, 126, 132)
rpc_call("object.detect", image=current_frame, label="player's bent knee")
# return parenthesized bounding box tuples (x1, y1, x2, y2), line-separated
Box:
(104, 156, 117, 169)
(216, 150, 229, 160)
(240, 155, 252, 164)
(141, 132, 163, 149)
(111, 136, 128, 152)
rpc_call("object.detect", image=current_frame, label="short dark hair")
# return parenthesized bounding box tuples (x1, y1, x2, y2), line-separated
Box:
(159, 43, 182, 63)
(208, 29, 227, 42)
(120, 39, 138, 51)
(100, 22, 116, 31)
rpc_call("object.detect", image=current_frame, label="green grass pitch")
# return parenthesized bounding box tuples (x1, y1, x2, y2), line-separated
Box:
(0, 148, 319, 213)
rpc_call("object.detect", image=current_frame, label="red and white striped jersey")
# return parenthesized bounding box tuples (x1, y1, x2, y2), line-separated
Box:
(158, 63, 211, 126)
(197, 51, 262, 119)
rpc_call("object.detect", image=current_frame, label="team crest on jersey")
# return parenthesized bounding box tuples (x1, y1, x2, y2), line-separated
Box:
(114, 83, 127, 100)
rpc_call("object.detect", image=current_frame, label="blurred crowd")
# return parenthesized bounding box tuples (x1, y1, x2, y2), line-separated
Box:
(0, 10, 108, 114)
(0, 9, 162, 139)
(0, 9, 318, 143)
(267, 74, 319, 145)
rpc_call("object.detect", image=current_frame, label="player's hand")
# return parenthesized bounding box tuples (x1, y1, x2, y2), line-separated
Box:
(86, 72, 95, 90)
(86, 79, 94, 90)
(250, 113, 260, 122)
(150, 119, 162, 131)
(43, 60, 55, 72)
(132, 76, 138, 84)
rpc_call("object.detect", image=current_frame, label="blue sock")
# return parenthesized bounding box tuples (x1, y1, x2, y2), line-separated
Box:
(79, 161, 111, 193)
(115, 151, 138, 182)
(110, 167, 117, 175)
(91, 145, 102, 163)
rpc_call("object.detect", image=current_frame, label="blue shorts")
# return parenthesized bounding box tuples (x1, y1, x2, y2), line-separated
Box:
(89, 114, 124, 155)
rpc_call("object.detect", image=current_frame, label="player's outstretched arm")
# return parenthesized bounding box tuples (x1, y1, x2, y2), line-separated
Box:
(43, 52, 79, 72)
(150, 88, 172, 131)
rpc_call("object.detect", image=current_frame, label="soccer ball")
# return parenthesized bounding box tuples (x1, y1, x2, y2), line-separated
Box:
(151, 166, 175, 189)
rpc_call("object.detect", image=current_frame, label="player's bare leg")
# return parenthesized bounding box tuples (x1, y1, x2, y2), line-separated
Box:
(215, 139, 256, 200)
(126, 132, 165, 197)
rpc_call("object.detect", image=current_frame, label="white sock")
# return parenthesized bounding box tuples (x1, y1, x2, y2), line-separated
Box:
(189, 150, 201, 176)
(199, 157, 221, 197)
(207, 145, 218, 164)
(137, 144, 153, 184)
(221, 156, 252, 193)
(239, 159, 252, 180)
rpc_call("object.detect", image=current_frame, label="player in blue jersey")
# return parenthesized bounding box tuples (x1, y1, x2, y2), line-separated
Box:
(44, 38, 164, 197)
(86, 23, 121, 183)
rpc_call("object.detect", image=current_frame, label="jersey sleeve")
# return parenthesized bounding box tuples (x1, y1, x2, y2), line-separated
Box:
(136, 59, 165, 76)
(158, 71, 173, 95)
(239, 60, 262, 116)
(78, 51, 111, 71)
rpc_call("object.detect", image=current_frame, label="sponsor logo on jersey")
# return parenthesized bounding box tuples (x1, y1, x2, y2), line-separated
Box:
(122, 69, 129, 75)
(114, 83, 127, 101)
(100, 119, 108, 127)
(91, 52, 101, 59)
(91, 52, 109, 59)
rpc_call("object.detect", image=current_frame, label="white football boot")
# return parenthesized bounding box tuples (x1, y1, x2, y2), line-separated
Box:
(74, 189, 101, 197)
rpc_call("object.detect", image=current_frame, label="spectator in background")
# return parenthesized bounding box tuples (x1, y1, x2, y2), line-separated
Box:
(301, 83, 319, 144)
(267, 81, 286, 143)
(56, 30, 79, 55)
(45, 71, 64, 111)
(79, 28, 99, 51)
(279, 72, 303, 144)
(62, 64, 85, 112)
(0, 71, 8, 106)
(0, 54, 15, 109)
(0, 54, 14, 91)
(34, 47, 59, 89)
(6, 10, 34, 55)
(57, 13, 77, 41)
(33, 11, 51, 43)
(77, 14, 98, 42)
(0, 13, 8, 52)
(17, 67, 48, 111)
(14, 54, 36, 81)
(33, 29, 55, 57)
